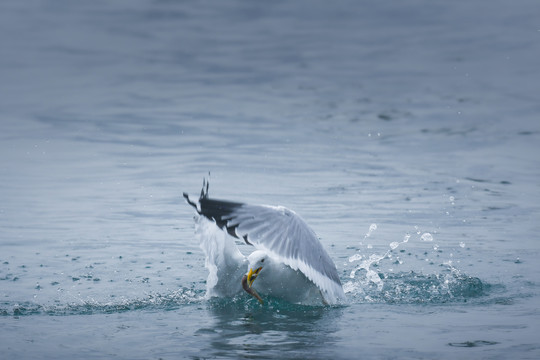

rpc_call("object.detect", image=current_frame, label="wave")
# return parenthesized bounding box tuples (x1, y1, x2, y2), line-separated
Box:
(0, 287, 203, 317)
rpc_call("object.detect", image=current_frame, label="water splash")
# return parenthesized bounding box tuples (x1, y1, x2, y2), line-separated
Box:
(345, 268, 486, 304)
(346, 224, 388, 296)
(344, 225, 488, 304)
(195, 216, 246, 299)
(347, 225, 411, 289)
(0, 288, 203, 317)
(346, 254, 387, 295)
(363, 223, 377, 243)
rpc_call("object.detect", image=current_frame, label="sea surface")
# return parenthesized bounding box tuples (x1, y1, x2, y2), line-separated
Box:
(1, 1, 540, 359)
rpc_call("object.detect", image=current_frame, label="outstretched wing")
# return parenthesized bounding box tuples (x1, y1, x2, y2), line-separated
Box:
(184, 190, 345, 304)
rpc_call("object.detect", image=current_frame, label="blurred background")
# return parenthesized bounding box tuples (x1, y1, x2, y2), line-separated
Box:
(1, 1, 539, 359)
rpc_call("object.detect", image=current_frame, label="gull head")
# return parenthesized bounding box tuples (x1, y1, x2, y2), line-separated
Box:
(241, 250, 267, 304)
(247, 250, 267, 286)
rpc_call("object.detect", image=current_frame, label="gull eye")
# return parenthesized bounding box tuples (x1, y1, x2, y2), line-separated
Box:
(261, 258, 265, 263)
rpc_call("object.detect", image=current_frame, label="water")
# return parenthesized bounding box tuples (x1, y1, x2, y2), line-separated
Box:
(1, 0, 540, 358)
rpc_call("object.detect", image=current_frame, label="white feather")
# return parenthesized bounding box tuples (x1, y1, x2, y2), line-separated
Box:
(187, 190, 347, 305)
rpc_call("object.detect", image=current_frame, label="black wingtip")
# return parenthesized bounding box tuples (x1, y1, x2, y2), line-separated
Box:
(184, 176, 251, 245)
(183, 192, 199, 212)
(200, 172, 210, 199)
(200, 177, 209, 199)
(182, 192, 190, 202)
(184, 174, 211, 212)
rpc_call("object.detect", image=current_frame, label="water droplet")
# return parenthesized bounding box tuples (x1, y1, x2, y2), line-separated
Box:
(349, 254, 362, 262)
(389, 242, 399, 250)
(364, 224, 377, 240)
(449, 196, 455, 202)
(403, 234, 410, 243)
(421, 233, 433, 242)
(459, 242, 465, 248)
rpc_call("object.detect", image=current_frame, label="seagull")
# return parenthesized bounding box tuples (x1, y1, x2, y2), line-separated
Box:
(183, 179, 346, 306)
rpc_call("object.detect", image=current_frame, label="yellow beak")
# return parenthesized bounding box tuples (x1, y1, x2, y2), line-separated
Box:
(247, 267, 263, 287)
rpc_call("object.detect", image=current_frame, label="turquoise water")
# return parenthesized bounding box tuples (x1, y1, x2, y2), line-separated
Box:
(1, 0, 540, 358)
